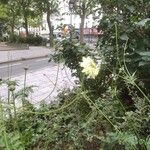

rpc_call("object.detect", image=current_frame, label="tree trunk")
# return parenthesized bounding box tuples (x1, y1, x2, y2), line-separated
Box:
(9, 11, 15, 42)
(24, 15, 29, 37)
(11, 13, 15, 36)
(11, 23, 15, 36)
(80, 15, 85, 44)
(47, 8, 54, 47)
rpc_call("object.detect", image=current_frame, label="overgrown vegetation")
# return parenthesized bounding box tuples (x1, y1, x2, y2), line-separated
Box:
(0, 0, 150, 149)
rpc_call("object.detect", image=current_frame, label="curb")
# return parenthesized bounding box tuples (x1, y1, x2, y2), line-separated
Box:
(0, 55, 49, 65)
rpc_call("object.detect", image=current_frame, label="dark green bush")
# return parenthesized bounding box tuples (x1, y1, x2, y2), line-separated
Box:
(25, 34, 43, 46)
(8, 34, 46, 46)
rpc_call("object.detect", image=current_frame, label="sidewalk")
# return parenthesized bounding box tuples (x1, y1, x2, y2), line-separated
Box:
(0, 65, 76, 108)
(0, 45, 54, 64)
(0, 43, 77, 107)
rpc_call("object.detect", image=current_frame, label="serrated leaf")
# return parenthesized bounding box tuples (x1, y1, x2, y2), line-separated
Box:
(127, 5, 135, 12)
(137, 51, 150, 57)
(136, 18, 150, 26)
(139, 61, 150, 66)
(120, 34, 129, 41)
(141, 56, 150, 61)
(0, 138, 5, 147)
(146, 137, 150, 150)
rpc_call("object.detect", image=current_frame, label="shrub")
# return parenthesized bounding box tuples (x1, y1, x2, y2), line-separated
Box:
(8, 34, 46, 46)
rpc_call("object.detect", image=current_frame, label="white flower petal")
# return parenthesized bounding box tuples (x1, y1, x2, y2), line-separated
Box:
(80, 56, 100, 79)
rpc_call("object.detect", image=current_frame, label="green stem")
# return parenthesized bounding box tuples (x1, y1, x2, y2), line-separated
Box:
(134, 83, 150, 104)
(41, 63, 60, 101)
(0, 101, 11, 150)
(7, 89, 12, 119)
(22, 94, 80, 115)
(11, 91, 18, 130)
(12, 91, 17, 118)
(23, 69, 27, 106)
(123, 39, 131, 76)
(83, 93, 118, 131)
(115, 23, 121, 68)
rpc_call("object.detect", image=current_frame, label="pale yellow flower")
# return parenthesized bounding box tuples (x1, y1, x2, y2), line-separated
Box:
(80, 56, 99, 79)
(58, 46, 63, 51)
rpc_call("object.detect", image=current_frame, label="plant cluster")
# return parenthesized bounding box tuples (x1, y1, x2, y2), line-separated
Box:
(0, 0, 149, 149)
(48, 0, 150, 148)
(0, 76, 149, 149)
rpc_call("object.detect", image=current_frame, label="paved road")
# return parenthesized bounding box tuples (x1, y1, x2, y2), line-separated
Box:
(0, 58, 76, 107)
(0, 57, 55, 79)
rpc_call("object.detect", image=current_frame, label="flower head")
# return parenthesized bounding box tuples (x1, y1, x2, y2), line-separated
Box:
(80, 56, 99, 79)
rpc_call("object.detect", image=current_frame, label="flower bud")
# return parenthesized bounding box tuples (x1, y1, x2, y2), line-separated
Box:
(8, 85, 16, 91)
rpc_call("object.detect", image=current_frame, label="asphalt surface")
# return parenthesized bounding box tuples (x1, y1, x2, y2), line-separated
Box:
(0, 57, 56, 79)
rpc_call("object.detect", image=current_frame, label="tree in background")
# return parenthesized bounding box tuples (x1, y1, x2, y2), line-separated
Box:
(6, 0, 21, 37)
(28, 16, 42, 29)
(35, 0, 59, 47)
(17, 0, 36, 37)
(0, 0, 36, 37)
(0, 0, 22, 38)
(70, 0, 97, 43)
(0, 4, 8, 38)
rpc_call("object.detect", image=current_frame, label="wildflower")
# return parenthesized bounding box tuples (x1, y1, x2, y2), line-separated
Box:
(58, 46, 63, 51)
(80, 56, 99, 79)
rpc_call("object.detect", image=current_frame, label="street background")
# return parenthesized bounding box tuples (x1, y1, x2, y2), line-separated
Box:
(0, 43, 76, 107)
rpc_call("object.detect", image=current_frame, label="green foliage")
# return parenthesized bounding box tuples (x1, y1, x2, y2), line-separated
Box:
(34, 0, 59, 47)
(0, 131, 25, 150)
(97, 0, 150, 92)
(9, 34, 47, 46)
(25, 34, 45, 46)
(105, 132, 138, 149)
(0, 101, 25, 150)
(72, 0, 97, 17)
(0, 4, 8, 18)
(49, 0, 150, 149)
(0, 0, 44, 37)
(34, 0, 59, 14)
(53, 38, 90, 74)
(0, 81, 150, 149)
(0, 0, 150, 149)
(28, 15, 42, 28)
